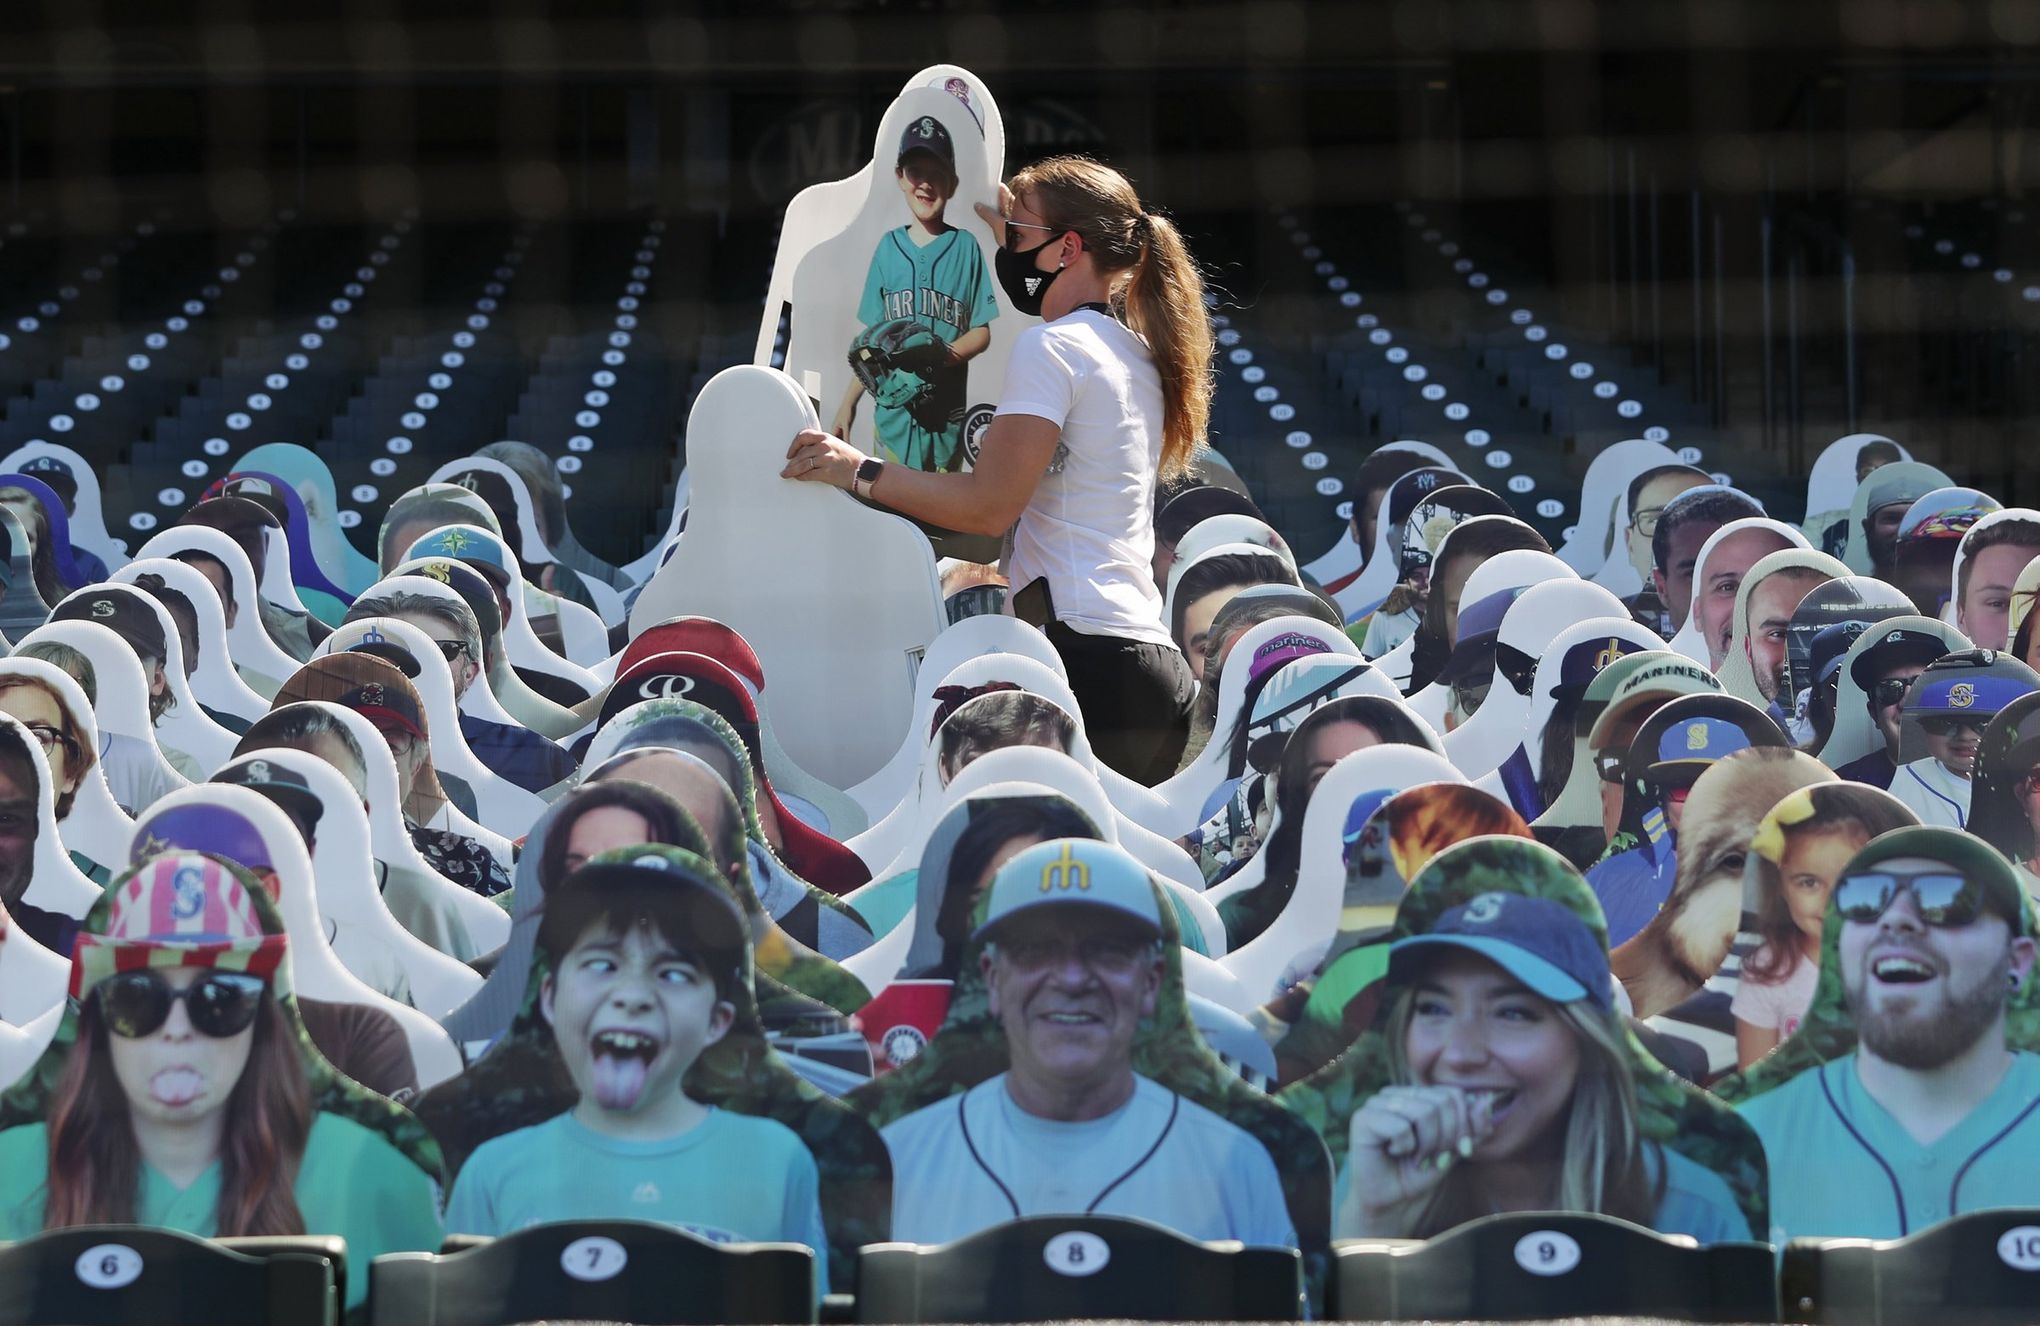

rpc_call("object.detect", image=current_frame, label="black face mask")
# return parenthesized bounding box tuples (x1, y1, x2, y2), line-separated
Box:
(994, 231, 1066, 316)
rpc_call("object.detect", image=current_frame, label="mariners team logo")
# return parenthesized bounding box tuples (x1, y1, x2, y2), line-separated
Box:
(1950, 683, 1976, 708)
(918, 116, 936, 138)
(961, 404, 998, 469)
(880, 1023, 928, 1068)
(1463, 892, 1506, 925)
(435, 528, 472, 554)
(1040, 843, 1091, 893)
(90, 598, 116, 619)
(1415, 472, 1442, 491)
(1686, 722, 1711, 751)
(170, 865, 207, 920)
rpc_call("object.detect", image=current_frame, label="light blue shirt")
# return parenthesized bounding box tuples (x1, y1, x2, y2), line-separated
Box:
(1736, 1050, 2040, 1244)
(445, 1108, 829, 1293)
(882, 1072, 1296, 1248)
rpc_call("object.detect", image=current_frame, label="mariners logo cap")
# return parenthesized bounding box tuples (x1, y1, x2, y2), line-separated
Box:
(1850, 626, 1952, 693)
(16, 455, 76, 504)
(211, 756, 325, 837)
(899, 114, 955, 165)
(1390, 891, 1609, 1009)
(403, 524, 513, 588)
(971, 838, 1163, 944)
(72, 853, 288, 1001)
(52, 586, 169, 662)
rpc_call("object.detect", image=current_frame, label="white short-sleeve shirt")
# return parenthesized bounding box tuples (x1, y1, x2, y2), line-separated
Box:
(996, 309, 1177, 647)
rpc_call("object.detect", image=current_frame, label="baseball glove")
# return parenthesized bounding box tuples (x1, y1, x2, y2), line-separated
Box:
(849, 317, 951, 412)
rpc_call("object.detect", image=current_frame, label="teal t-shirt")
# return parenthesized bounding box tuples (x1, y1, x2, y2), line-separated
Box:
(0, 1112, 442, 1312)
(1736, 1049, 2040, 1244)
(444, 1107, 829, 1294)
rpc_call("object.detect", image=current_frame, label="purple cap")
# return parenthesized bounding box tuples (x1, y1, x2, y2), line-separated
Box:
(1246, 632, 1333, 687)
(130, 802, 276, 874)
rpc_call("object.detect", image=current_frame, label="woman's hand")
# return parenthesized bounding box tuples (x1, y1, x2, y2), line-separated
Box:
(1336, 1085, 1499, 1237)
(782, 428, 864, 490)
(974, 182, 1017, 249)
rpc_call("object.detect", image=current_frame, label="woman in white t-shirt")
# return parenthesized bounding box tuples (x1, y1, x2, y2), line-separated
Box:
(785, 156, 1212, 783)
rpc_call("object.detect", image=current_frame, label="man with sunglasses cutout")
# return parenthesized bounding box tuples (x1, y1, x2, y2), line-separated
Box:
(1833, 629, 1952, 791)
(1736, 827, 2040, 1245)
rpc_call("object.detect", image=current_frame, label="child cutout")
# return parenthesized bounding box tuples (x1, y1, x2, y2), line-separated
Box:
(426, 844, 888, 1294)
(833, 115, 1000, 474)
(1733, 783, 1918, 1069)
(443, 851, 830, 1283)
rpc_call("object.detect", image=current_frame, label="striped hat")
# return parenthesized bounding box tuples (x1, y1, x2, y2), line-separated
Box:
(70, 852, 287, 1001)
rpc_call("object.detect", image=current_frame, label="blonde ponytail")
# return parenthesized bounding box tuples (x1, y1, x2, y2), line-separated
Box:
(1009, 156, 1214, 480)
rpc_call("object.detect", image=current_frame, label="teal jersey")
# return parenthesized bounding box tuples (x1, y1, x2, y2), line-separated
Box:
(0, 1113, 442, 1313)
(855, 225, 998, 472)
(444, 1107, 829, 1294)
(1737, 1050, 2040, 1243)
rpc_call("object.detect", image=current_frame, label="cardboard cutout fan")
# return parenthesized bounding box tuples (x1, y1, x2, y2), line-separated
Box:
(1279, 836, 1767, 1244)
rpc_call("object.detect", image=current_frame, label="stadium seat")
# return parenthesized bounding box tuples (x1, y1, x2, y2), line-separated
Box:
(1329, 1211, 1777, 1323)
(855, 1215, 1304, 1323)
(0, 1227, 342, 1326)
(1781, 1209, 2040, 1325)
(367, 1221, 818, 1326)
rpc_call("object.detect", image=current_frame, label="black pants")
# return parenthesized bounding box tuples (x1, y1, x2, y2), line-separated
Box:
(1045, 621, 1196, 786)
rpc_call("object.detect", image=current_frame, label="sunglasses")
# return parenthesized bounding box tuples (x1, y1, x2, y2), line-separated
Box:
(1872, 677, 1913, 709)
(95, 970, 267, 1039)
(428, 638, 473, 663)
(1920, 716, 1990, 737)
(1834, 871, 1989, 928)
(1450, 680, 1491, 715)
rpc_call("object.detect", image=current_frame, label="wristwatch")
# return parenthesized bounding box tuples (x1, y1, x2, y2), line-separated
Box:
(852, 455, 885, 499)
